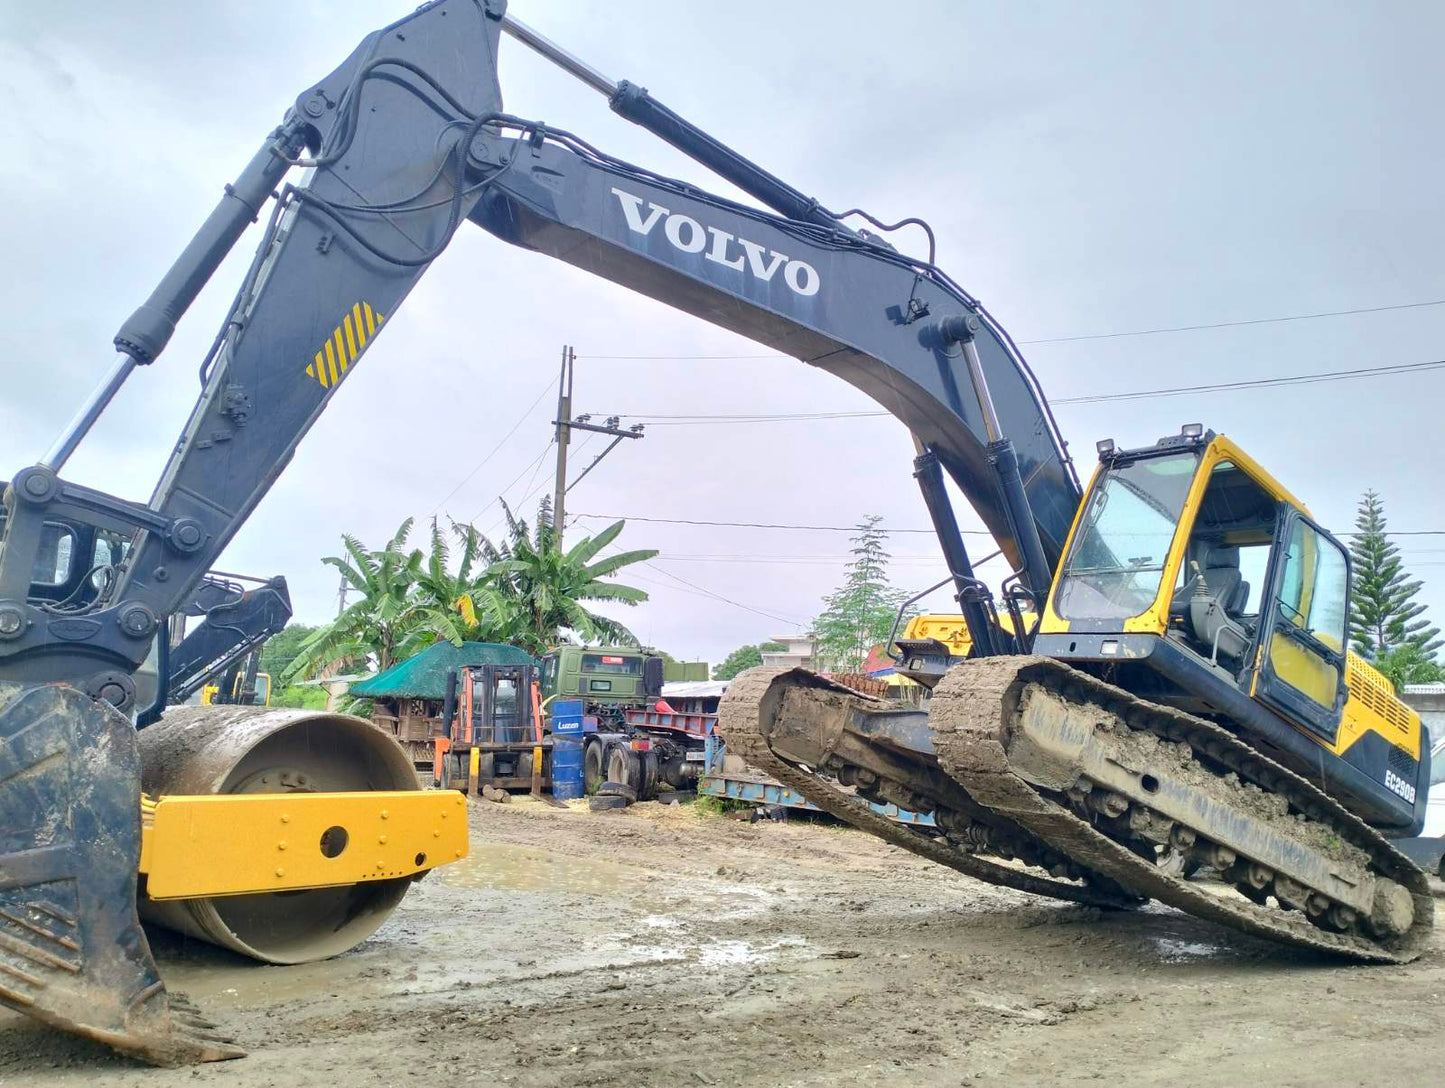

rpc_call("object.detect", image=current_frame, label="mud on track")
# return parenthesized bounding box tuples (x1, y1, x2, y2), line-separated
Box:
(2, 797, 1443, 1087)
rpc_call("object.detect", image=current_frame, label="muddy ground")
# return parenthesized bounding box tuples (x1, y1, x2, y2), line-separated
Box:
(3, 796, 1443, 1087)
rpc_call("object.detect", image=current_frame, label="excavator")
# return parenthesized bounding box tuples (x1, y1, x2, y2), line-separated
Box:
(0, 0, 1432, 1067)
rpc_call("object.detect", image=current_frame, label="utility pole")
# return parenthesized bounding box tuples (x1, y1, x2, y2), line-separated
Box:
(551, 346, 575, 546)
(336, 571, 351, 617)
(549, 345, 645, 550)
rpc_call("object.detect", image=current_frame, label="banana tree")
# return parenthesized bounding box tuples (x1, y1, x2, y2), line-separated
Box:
(281, 518, 427, 682)
(479, 503, 656, 654)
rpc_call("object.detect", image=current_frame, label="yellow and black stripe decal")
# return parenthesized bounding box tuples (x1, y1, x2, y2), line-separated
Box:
(305, 302, 384, 389)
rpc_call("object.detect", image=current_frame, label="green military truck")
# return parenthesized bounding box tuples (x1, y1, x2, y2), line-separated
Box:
(540, 645, 666, 726)
(540, 645, 709, 799)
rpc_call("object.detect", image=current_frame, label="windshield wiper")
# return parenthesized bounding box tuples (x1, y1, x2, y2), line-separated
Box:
(1067, 563, 1163, 576)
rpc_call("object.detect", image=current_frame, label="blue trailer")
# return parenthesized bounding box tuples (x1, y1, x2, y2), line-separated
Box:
(700, 734, 935, 828)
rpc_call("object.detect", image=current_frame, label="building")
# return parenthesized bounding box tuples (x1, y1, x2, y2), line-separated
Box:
(1400, 684, 1445, 857)
(1402, 683, 1445, 739)
(760, 634, 816, 669)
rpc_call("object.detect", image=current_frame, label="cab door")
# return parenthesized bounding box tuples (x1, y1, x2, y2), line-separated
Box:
(1253, 511, 1350, 741)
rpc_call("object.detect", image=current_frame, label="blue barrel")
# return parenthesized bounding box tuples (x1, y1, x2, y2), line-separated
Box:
(550, 736, 585, 799)
(551, 699, 585, 735)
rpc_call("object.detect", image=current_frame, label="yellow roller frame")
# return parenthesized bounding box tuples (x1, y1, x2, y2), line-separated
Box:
(139, 791, 470, 900)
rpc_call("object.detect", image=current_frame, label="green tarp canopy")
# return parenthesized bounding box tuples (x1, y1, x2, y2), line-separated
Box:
(347, 641, 535, 700)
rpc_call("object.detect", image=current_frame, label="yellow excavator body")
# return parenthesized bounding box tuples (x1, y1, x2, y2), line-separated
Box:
(1035, 431, 1422, 797)
(905, 428, 1423, 818)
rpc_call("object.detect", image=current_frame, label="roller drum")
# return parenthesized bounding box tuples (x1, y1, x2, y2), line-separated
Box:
(137, 706, 418, 964)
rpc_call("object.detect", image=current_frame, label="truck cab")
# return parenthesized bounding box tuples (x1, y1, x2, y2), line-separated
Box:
(539, 645, 665, 725)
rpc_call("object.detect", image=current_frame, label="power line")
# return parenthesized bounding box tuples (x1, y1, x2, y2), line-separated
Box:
(639, 560, 809, 626)
(582, 353, 784, 360)
(603, 357, 1445, 424)
(485, 432, 599, 538)
(1019, 298, 1445, 346)
(1057, 358, 1445, 405)
(574, 512, 962, 534)
(428, 375, 557, 515)
(577, 296, 1445, 361)
(594, 541, 808, 625)
(468, 439, 555, 525)
(573, 512, 1445, 539)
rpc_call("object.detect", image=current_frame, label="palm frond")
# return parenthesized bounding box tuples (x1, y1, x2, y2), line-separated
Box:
(567, 520, 624, 565)
(584, 548, 659, 579)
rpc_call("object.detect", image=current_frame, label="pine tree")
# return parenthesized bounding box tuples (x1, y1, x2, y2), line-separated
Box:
(1348, 490, 1443, 662)
(813, 516, 909, 672)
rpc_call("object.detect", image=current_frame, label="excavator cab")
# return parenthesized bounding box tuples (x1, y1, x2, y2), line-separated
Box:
(1035, 426, 1429, 835)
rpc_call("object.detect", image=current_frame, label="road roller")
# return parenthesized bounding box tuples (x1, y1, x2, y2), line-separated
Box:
(136, 705, 466, 967)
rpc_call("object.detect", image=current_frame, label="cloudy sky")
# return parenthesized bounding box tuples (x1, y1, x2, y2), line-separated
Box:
(2, 1, 1442, 666)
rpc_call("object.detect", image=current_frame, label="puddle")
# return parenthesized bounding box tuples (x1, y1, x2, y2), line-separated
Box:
(685, 885, 775, 920)
(1151, 938, 1224, 962)
(441, 842, 652, 895)
(698, 936, 808, 969)
(159, 948, 394, 1005)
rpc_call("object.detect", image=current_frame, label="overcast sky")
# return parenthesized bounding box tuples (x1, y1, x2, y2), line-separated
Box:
(2, 1, 1442, 666)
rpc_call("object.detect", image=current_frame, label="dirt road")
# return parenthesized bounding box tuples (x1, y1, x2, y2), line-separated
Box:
(3, 797, 1442, 1087)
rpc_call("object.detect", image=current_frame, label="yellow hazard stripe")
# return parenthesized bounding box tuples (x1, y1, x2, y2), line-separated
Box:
(305, 302, 385, 389)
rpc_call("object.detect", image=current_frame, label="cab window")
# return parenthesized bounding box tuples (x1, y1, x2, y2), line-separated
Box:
(32, 523, 76, 587)
(1276, 519, 1348, 651)
(581, 653, 640, 675)
(1055, 452, 1198, 621)
(1166, 461, 1278, 665)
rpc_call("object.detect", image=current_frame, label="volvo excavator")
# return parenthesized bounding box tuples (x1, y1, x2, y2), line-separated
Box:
(0, 0, 1432, 1067)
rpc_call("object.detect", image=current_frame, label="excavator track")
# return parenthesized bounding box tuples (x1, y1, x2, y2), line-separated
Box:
(933, 657, 1432, 962)
(719, 668, 1140, 910)
(722, 662, 1433, 962)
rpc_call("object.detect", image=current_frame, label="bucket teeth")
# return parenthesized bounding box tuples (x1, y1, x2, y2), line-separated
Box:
(0, 681, 243, 1066)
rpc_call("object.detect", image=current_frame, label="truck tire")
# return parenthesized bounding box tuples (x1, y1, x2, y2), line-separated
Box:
(604, 742, 642, 795)
(637, 749, 660, 802)
(583, 740, 606, 795)
(589, 794, 629, 812)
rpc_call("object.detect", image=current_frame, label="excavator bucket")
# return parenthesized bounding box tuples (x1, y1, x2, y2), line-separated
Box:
(0, 681, 241, 1065)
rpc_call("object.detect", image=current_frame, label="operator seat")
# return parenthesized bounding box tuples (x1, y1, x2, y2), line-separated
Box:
(1182, 544, 1252, 664)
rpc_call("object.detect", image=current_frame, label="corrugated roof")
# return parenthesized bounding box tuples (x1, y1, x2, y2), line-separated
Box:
(1404, 683, 1445, 695)
(663, 680, 729, 699)
(348, 641, 535, 699)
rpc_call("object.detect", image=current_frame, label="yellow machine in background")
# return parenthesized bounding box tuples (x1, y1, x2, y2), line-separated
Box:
(200, 670, 272, 706)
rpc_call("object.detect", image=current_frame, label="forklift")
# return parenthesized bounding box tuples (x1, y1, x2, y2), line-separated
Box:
(436, 662, 550, 795)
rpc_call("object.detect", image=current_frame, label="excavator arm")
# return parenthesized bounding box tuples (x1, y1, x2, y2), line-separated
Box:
(0, 0, 1079, 1064)
(0, 0, 1074, 705)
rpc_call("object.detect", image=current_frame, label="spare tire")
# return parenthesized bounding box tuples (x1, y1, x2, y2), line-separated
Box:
(596, 779, 638, 803)
(589, 793, 629, 812)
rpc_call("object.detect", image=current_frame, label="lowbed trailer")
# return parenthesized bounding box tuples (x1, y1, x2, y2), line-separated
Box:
(700, 734, 936, 827)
